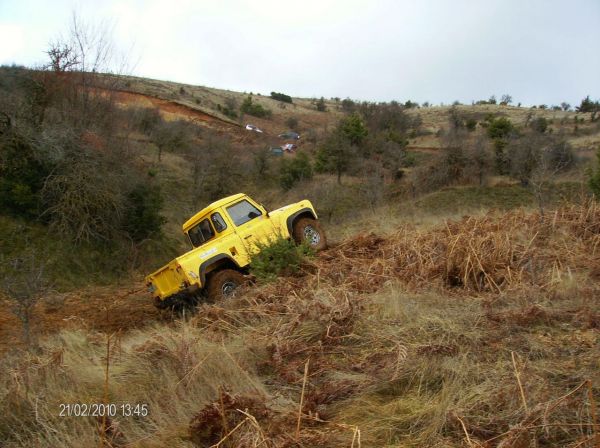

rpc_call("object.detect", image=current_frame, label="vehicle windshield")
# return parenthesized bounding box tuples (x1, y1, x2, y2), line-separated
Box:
(226, 200, 262, 226)
(187, 218, 215, 247)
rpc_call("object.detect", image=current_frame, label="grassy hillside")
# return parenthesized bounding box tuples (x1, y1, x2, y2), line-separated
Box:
(1, 203, 598, 447)
(104, 73, 344, 139)
(108, 73, 600, 155)
(107, 71, 600, 226)
(1, 66, 599, 447)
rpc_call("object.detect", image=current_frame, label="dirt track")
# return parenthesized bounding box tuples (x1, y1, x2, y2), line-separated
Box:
(0, 283, 161, 353)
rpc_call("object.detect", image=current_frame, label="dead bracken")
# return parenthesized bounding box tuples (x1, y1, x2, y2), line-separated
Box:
(1, 203, 598, 447)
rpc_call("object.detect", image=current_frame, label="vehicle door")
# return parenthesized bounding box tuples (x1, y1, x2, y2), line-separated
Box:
(208, 211, 250, 268)
(225, 198, 275, 258)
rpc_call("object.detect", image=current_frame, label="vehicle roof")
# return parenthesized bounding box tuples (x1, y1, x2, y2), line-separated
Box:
(182, 193, 246, 232)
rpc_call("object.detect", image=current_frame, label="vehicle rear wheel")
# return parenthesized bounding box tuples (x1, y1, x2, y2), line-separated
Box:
(206, 269, 246, 301)
(292, 217, 327, 251)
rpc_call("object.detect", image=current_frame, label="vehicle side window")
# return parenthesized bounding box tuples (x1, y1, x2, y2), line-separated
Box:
(226, 200, 262, 226)
(188, 218, 215, 247)
(211, 212, 227, 233)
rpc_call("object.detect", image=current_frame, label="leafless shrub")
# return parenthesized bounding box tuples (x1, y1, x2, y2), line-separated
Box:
(0, 252, 47, 346)
(188, 133, 244, 206)
(465, 135, 493, 186)
(358, 161, 386, 210)
(152, 118, 198, 161)
(507, 132, 577, 217)
(41, 150, 127, 243)
(410, 155, 452, 194)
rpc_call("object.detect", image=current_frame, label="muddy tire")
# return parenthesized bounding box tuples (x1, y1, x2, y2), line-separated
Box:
(292, 217, 327, 251)
(206, 269, 246, 301)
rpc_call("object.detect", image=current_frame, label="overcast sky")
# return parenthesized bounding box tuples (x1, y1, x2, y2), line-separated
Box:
(1, 0, 598, 106)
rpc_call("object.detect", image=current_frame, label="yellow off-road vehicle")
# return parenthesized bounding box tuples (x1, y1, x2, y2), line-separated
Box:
(146, 193, 326, 308)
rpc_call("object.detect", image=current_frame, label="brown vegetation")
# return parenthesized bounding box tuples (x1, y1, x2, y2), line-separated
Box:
(2, 23, 600, 446)
(1, 202, 598, 447)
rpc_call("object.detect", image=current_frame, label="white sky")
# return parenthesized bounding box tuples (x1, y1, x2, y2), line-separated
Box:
(1, 0, 598, 106)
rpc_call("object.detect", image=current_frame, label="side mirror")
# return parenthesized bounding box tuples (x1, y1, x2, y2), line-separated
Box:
(248, 211, 260, 219)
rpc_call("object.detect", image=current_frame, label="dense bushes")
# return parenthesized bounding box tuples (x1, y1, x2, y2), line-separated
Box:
(576, 95, 600, 113)
(530, 117, 549, 133)
(589, 149, 600, 198)
(280, 152, 313, 190)
(0, 129, 52, 218)
(188, 134, 244, 203)
(316, 97, 327, 112)
(315, 131, 355, 184)
(486, 116, 516, 174)
(545, 140, 575, 172)
(314, 103, 426, 186)
(486, 116, 514, 140)
(216, 103, 238, 119)
(0, 66, 167, 249)
(249, 236, 312, 282)
(152, 118, 198, 160)
(340, 112, 369, 145)
(270, 91, 292, 103)
(132, 107, 161, 134)
(285, 116, 299, 131)
(240, 96, 272, 118)
(341, 98, 356, 113)
(123, 184, 167, 242)
(314, 113, 368, 183)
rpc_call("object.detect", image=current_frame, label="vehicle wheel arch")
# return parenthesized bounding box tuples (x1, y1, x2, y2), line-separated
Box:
(286, 208, 317, 237)
(200, 254, 241, 285)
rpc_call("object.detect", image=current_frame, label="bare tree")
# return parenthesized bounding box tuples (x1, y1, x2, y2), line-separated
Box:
(42, 12, 133, 129)
(152, 119, 196, 162)
(1, 253, 47, 347)
(252, 147, 270, 180)
(467, 135, 493, 186)
(500, 94, 513, 105)
(360, 161, 385, 211)
(46, 42, 80, 72)
(529, 148, 556, 220)
(440, 123, 469, 184)
(507, 133, 544, 188)
(508, 132, 575, 219)
(530, 140, 576, 219)
(189, 133, 242, 207)
(42, 152, 127, 243)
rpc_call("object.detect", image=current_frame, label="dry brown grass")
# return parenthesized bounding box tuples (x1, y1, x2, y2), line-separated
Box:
(1, 202, 598, 447)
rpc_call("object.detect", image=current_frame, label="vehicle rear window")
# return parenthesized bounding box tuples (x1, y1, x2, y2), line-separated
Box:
(226, 200, 262, 226)
(188, 218, 215, 247)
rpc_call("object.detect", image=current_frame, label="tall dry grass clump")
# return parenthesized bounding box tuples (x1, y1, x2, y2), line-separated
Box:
(318, 200, 600, 294)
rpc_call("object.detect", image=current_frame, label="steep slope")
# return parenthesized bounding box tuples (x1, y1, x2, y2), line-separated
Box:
(1, 203, 598, 447)
(109, 74, 600, 161)
(106, 73, 343, 138)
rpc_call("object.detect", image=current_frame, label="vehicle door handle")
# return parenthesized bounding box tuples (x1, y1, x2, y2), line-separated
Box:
(244, 235, 253, 239)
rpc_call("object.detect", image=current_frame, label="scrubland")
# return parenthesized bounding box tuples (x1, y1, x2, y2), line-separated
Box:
(1, 50, 600, 447)
(1, 202, 598, 447)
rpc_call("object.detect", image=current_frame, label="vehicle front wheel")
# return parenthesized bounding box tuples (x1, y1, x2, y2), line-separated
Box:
(292, 217, 327, 251)
(206, 269, 246, 301)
